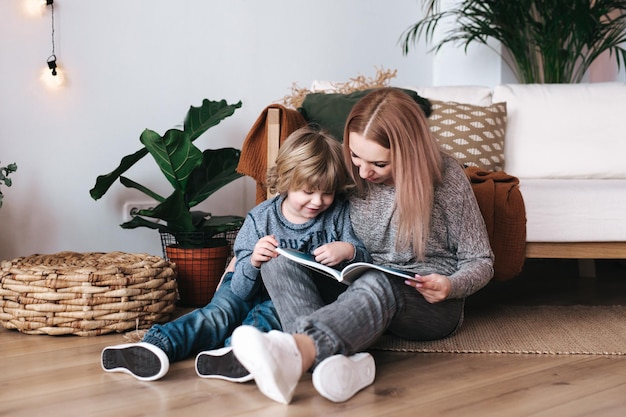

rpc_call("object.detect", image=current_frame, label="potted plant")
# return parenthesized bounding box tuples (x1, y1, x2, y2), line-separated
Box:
(401, 0, 626, 84)
(90, 98, 245, 306)
(0, 162, 17, 209)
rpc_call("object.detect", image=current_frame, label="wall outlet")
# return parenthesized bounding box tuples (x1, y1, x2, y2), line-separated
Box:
(122, 201, 157, 223)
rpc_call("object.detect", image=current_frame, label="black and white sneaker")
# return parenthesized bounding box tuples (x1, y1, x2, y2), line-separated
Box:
(195, 346, 252, 383)
(101, 342, 169, 381)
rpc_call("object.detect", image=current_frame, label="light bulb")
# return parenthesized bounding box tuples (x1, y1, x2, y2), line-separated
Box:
(23, 0, 49, 16)
(40, 65, 65, 89)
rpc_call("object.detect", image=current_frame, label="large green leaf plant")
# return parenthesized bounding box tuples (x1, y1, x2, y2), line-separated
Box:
(90, 99, 244, 247)
(401, 0, 626, 84)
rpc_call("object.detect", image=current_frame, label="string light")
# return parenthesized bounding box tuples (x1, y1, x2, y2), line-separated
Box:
(23, 0, 64, 87)
(47, 54, 57, 76)
(46, 1, 57, 76)
(42, 0, 65, 87)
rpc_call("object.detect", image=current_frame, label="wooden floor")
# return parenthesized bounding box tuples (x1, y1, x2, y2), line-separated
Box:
(2, 259, 626, 417)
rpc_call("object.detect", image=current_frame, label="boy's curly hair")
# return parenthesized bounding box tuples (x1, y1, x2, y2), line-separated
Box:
(266, 126, 353, 198)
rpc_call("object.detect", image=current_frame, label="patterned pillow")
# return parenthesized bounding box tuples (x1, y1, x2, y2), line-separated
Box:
(428, 100, 507, 171)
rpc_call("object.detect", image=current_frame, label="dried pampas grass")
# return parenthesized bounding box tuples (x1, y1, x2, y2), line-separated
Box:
(281, 67, 398, 109)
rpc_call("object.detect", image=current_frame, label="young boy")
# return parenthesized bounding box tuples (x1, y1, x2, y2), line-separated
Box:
(101, 126, 371, 382)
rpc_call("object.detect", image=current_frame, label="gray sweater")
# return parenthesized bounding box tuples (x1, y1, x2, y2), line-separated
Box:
(231, 194, 371, 300)
(349, 154, 494, 299)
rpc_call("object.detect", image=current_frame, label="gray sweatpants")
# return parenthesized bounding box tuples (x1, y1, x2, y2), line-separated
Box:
(260, 255, 464, 368)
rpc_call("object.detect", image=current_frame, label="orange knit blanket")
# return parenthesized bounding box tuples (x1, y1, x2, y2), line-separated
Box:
(236, 104, 306, 204)
(466, 166, 527, 281)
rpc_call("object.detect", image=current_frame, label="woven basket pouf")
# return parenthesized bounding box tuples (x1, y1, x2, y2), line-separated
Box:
(0, 251, 178, 336)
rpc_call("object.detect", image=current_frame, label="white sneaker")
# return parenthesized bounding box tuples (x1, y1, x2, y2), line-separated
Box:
(101, 342, 169, 381)
(312, 352, 375, 402)
(195, 346, 253, 383)
(231, 326, 302, 404)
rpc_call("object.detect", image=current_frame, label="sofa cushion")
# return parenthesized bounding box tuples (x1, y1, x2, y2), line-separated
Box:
(493, 82, 626, 179)
(413, 85, 493, 106)
(520, 178, 626, 241)
(428, 100, 507, 172)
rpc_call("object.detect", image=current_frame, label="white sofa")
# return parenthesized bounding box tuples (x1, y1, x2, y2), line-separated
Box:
(414, 82, 626, 268)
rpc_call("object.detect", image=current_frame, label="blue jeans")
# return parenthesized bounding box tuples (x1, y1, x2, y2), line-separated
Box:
(142, 272, 281, 362)
(260, 255, 464, 368)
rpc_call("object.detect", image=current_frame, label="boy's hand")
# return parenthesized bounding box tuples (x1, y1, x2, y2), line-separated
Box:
(251, 235, 279, 268)
(312, 242, 355, 266)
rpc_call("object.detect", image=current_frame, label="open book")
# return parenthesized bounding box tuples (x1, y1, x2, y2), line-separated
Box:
(276, 247, 416, 284)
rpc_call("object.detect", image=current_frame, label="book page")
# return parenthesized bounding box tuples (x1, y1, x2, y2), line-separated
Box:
(341, 262, 415, 283)
(275, 247, 342, 281)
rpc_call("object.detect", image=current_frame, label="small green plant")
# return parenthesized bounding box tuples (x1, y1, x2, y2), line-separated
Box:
(90, 99, 244, 248)
(401, 0, 626, 83)
(0, 162, 17, 209)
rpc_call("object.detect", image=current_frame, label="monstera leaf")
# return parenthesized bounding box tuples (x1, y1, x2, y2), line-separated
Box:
(186, 148, 243, 207)
(140, 128, 204, 192)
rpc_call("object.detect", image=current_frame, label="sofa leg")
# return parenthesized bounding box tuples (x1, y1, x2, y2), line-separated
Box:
(577, 259, 596, 279)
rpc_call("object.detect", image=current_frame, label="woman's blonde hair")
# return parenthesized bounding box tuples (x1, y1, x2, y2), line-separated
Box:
(343, 87, 443, 259)
(266, 126, 353, 198)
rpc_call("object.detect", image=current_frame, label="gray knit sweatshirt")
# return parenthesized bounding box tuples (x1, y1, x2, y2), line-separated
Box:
(230, 194, 371, 300)
(349, 153, 494, 299)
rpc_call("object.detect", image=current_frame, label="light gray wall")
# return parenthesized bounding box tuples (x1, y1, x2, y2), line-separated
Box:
(2, 0, 616, 260)
(0, 0, 436, 259)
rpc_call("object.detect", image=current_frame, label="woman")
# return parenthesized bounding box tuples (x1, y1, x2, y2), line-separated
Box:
(231, 87, 494, 404)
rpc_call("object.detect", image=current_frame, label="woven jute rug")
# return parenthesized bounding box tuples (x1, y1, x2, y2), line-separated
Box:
(371, 305, 626, 355)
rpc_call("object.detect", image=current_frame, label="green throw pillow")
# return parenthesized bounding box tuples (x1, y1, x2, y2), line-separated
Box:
(299, 88, 431, 142)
